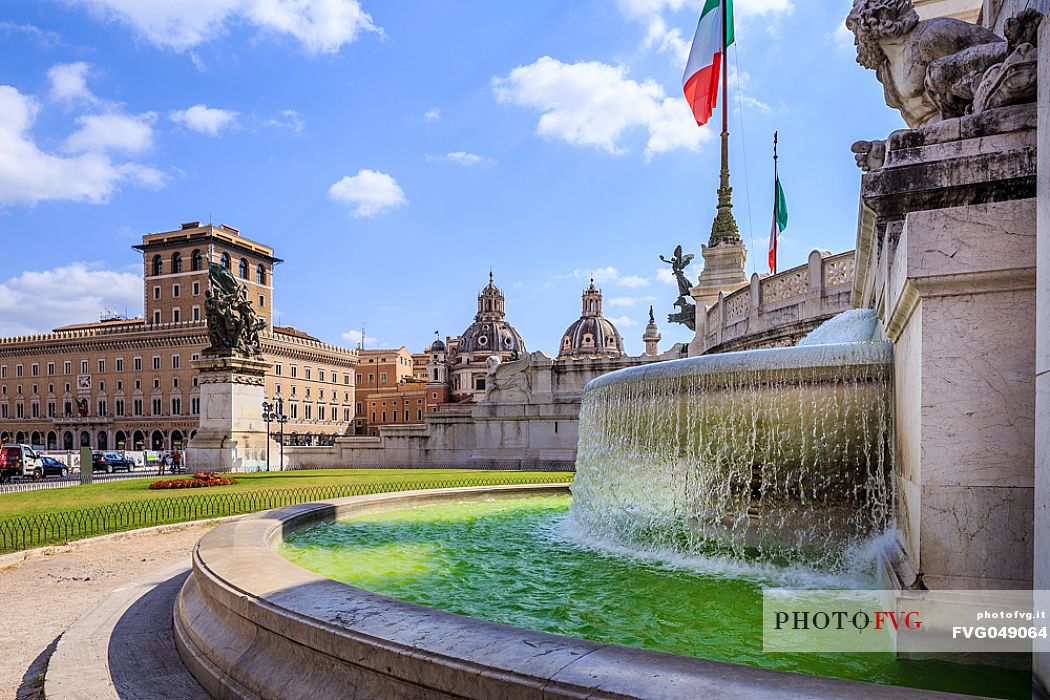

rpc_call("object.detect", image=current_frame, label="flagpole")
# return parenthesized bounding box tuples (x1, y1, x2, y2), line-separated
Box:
(721, 0, 728, 146)
(772, 130, 779, 274)
(709, 0, 740, 247)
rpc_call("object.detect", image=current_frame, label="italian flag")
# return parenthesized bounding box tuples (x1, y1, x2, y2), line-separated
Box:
(769, 174, 787, 273)
(682, 0, 734, 127)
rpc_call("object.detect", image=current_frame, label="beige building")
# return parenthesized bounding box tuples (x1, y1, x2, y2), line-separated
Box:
(0, 222, 358, 452)
(353, 347, 424, 435)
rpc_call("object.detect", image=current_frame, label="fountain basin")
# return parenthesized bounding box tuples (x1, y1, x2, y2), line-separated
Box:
(173, 484, 956, 700)
(574, 341, 894, 569)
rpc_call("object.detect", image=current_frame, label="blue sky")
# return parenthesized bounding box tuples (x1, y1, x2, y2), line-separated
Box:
(0, 0, 906, 355)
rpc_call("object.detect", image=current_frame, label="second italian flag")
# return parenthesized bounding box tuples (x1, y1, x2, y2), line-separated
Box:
(682, 0, 734, 127)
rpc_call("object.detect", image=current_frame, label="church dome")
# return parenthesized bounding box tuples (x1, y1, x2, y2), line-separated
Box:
(558, 279, 624, 360)
(430, 338, 446, 352)
(455, 273, 526, 356)
(457, 320, 526, 355)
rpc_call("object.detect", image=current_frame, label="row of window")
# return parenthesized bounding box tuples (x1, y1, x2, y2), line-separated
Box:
(368, 409, 425, 423)
(1, 353, 192, 378)
(3, 374, 186, 399)
(0, 396, 199, 419)
(272, 384, 350, 402)
(151, 251, 268, 284)
(0, 398, 353, 423)
(274, 364, 351, 385)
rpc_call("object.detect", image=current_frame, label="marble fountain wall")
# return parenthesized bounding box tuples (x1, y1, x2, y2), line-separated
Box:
(1033, 9, 1050, 692)
(854, 105, 1038, 591)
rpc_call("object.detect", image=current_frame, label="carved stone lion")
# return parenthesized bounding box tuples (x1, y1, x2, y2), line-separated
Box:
(972, 9, 1042, 113)
(484, 356, 532, 403)
(845, 0, 1006, 127)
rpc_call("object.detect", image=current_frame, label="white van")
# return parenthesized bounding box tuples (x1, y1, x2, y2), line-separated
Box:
(0, 444, 45, 483)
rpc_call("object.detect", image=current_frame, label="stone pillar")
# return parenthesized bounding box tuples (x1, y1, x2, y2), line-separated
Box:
(858, 104, 1038, 590)
(187, 355, 276, 473)
(689, 239, 749, 356)
(1033, 12, 1050, 692)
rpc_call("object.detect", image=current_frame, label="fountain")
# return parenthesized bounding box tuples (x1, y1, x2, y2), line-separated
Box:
(175, 311, 1028, 698)
(571, 309, 893, 572)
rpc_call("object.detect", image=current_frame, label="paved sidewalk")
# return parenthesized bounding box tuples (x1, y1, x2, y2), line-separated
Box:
(0, 522, 217, 699)
(46, 561, 208, 699)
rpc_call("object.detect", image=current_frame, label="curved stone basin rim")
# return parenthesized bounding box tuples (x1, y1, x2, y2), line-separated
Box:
(585, 341, 893, 392)
(174, 484, 963, 700)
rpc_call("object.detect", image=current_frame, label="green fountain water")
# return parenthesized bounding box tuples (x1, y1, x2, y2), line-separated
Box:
(280, 495, 1028, 698)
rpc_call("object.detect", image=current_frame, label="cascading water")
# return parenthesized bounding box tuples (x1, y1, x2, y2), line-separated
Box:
(571, 309, 893, 572)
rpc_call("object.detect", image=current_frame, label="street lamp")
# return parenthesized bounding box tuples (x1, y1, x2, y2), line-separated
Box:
(261, 400, 274, 471)
(274, 394, 288, 471)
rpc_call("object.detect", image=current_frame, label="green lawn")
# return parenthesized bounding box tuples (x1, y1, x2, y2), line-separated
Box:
(0, 469, 573, 552)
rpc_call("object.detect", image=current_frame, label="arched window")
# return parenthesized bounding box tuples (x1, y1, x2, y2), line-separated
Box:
(191, 249, 203, 271)
(589, 300, 596, 312)
(152, 255, 163, 276)
(220, 252, 231, 269)
(239, 258, 248, 279)
(171, 252, 183, 273)
(256, 264, 266, 284)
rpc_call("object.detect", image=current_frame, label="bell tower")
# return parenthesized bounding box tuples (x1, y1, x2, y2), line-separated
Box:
(581, 278, 603, 318)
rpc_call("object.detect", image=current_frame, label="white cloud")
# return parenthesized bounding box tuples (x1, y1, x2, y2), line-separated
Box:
(828, 22, 854, 54)
(657, 265, 699, 285)
(265, 108, 304, 132)
(608, 315, 639, 328)
(618, 275, 650, 288)
(0, 262, 142, 335)
(64, 112, 156, 154)
(609, 295, 658, 307)
(328, 169, 406, 218)
(737, 0, 793, 16)
(0, 22, 62, 47)
(423, 107, 441, 122)
(0, 86, 165, 207)
(169, 104, 238, 135)
(341, 329, 378, 347)
(617, 0, 688, 20)
(48, 62, 97, 105)
(619, 0, 792, 20)
(493, 56, 710, 159)
(65, 0, 380, 53)
(624, 0, 794, 64)
(425, 151, 489, 166)
(568, 267, 652, 288)
(642, 16, 689, 62)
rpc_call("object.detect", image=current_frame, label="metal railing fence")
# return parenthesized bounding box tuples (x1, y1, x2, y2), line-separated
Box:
(0, 475, 573, 553)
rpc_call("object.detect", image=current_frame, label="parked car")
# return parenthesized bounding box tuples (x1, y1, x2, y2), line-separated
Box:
(92, 452, 135, 473)
(39, 456, 70, 478)
(0, 444, 45, 483)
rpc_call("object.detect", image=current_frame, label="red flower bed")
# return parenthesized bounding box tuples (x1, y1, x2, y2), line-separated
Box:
(148, 472, 236, 489)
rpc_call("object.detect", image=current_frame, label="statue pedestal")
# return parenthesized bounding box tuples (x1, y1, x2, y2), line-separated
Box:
(187, 355, 275, 473)
(689, 238, 749, 355)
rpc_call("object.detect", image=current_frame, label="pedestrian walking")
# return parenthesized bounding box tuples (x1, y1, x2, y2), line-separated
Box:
(172, 448, 182, 473)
